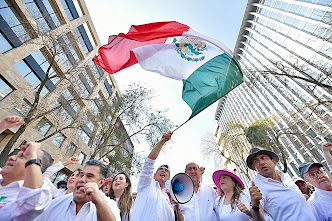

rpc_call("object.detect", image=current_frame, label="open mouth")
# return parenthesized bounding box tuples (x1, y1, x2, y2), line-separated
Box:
(76, 185, 85, 193)
(5, 162, 14, 167)
(261, 166, 268, 170)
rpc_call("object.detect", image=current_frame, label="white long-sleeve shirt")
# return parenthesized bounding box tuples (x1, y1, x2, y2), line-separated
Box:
(0, 178, 52, 221)
(34, 191, 121, 221)
(179, 182, 217, 221)
(131, 158, 175, 221)
(43, 162, 67, 197)
(250, 172, 316, 221)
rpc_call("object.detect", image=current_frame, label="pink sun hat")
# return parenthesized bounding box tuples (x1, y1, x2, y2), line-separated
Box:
(212, 169, 245, 189)
(105, 178, 113, 184)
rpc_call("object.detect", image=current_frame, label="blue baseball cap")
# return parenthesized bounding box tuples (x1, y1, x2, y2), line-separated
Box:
(298, 162, 323, 179)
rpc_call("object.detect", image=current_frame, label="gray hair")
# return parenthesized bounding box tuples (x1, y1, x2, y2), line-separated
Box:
(85, 159, 108, 179)
(185, 162, 199, 171)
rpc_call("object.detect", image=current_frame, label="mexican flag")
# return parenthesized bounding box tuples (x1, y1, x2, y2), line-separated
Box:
(93, 21, 243, 119)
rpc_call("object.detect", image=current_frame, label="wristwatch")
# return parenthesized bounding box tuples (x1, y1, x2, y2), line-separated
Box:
(25, 158, 42, 168)
(251, 204, 260, 211)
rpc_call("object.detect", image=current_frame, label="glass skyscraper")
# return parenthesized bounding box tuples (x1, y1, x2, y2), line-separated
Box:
(215, 0, 331, 183)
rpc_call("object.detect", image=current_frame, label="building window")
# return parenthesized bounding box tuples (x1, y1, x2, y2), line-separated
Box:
(12, 99, 31, 117)
(59, 0, 81, 21)
(51, 169, 69, 185)
(34, 117, 52, 135)
(74, 75, 90, 98)
(66, 142, 76, 156)
(81, 69, 94, 91)
(0, 1, 31, 48)
(0, 32, 13, 53)
(0, 132, 9, 143)
(13, 50, 58, 97)
(24, 0, 62, 32)
(57, 89, 81, 118)
(77, 128, 90, 145)
(0, 76, 14, 100)
(102, 79, 113, 99)
(89, 61, 104, 79)
(52, 132, 66, 148)
(78, 151, 86, 165)
(57, 33, 80, 71)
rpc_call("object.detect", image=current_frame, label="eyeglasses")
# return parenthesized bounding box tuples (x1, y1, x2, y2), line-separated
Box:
(305, 169, 326, 179)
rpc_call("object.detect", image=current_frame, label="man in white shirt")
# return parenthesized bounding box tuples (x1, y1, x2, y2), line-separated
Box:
(178, 162, 217, 221)
(246, 147, 316, 221)
(299, 159, 332, 220)
(35, 159, 121, 221)
(0, 140, 52, 221)
(131, 132, 176, 221)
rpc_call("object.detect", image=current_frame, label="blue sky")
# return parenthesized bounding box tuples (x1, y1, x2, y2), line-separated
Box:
(85, 0, 247, 188)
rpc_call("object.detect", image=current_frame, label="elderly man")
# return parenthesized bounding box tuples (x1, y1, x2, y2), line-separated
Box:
(35, 159, 120, 221)
(299, 161, 332, 220)
(131, 132, 176, 221)
(246, 147, 315, 221)
(178, 162, 217, 221)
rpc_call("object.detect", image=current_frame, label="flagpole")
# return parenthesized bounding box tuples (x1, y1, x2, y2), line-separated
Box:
(172, 119, 190, 133)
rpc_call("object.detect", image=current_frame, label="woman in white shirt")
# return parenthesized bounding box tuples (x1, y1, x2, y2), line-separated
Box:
(109, 172, 133, 221)
(212, 169, 251, 221)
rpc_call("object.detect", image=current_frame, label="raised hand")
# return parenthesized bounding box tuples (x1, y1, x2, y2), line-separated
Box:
(249, 181, 262, 208)
(322, 142, 332, 151)
(21, 142, 41, 160)
(236, 199, 251, 216)
(63, 157, 80, 166)
(84, 182, 104, 205)
(0, 116, 24, 133)
(161, 131, 173, 143)
(101, 157, 110, 166)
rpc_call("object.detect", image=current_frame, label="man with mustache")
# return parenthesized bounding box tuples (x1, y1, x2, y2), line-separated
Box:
(298, 142, 332, 220)
(246, 147, 315, 221)
(131, 132, 175, 221)
(34, 160, 120, 221)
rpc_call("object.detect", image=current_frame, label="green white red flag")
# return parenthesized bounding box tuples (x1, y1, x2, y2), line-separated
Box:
(93, 21, 243, 119)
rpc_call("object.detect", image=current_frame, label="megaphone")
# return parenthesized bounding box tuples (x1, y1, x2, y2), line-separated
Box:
(165, 173, 194, 204)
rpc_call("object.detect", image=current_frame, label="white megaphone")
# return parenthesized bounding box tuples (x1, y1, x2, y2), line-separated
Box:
(165, 173, 194, 204)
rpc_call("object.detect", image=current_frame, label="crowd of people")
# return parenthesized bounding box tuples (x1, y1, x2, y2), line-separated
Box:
(0, 116, 331, 221)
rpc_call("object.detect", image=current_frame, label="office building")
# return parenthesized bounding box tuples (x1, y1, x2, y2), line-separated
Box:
(215, 0, 332, 183)
(0, 0, 134, 180)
